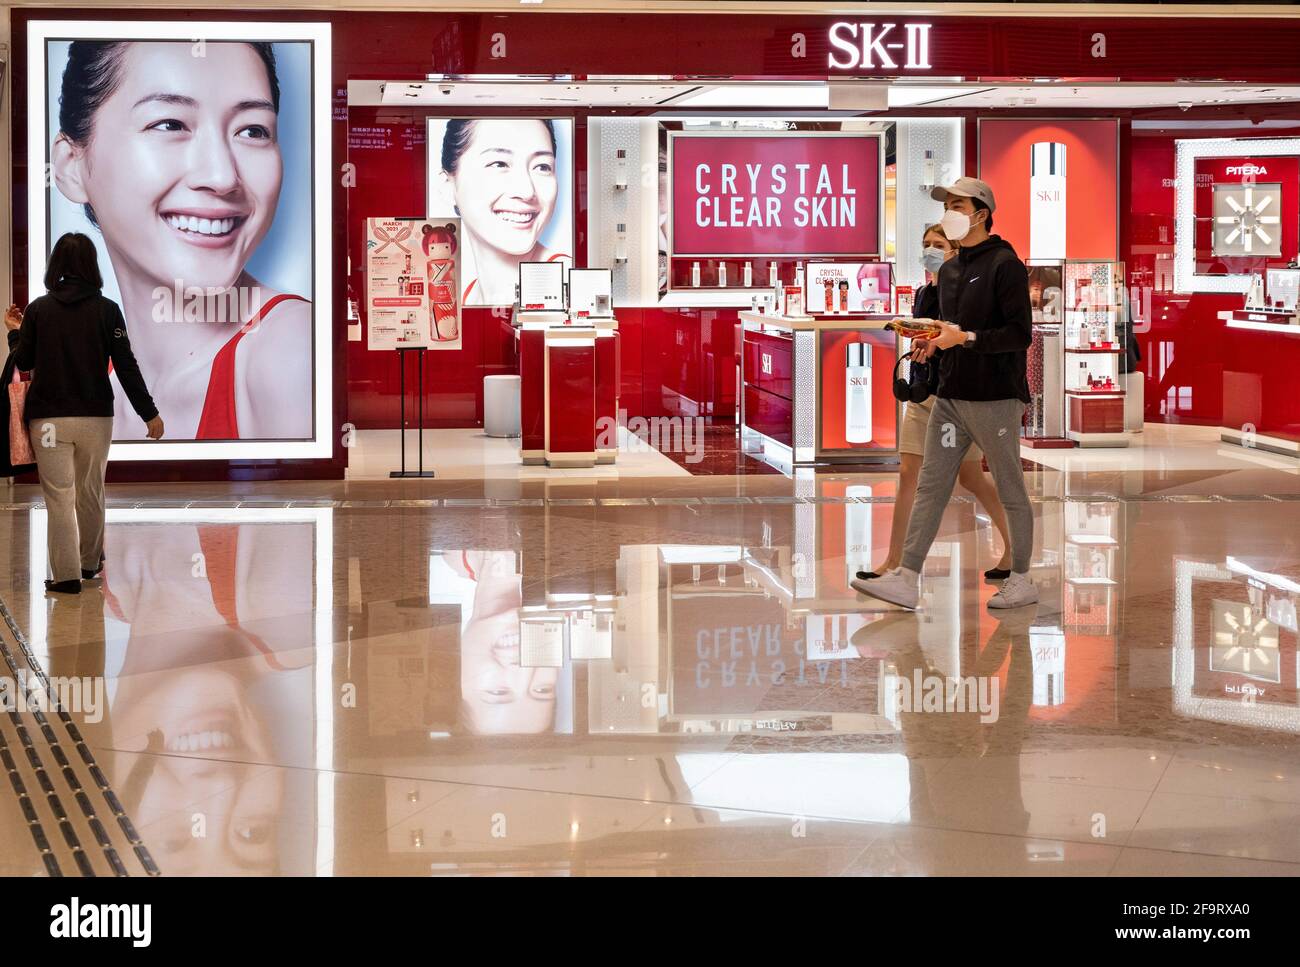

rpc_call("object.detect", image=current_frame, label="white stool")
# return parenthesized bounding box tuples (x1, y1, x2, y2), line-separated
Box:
(484, 375, 521, 438)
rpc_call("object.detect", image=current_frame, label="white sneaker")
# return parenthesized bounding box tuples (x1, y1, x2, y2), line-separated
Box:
(988, 571, 1038, 609)
(851, 567, 920, 611)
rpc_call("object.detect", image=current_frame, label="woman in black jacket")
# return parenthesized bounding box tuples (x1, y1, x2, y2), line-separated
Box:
(4, 233, 164, 594)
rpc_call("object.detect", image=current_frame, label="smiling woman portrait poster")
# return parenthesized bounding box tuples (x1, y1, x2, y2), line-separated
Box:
(427, 118, 574, 307)
(38, 26, 326, 450)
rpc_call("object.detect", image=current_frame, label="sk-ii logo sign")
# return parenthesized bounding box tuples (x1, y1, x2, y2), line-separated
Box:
(828, 22, 933, 71)
(761, 353, 773, 375)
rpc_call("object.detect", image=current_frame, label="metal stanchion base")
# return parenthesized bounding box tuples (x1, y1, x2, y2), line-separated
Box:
(389, 470, 436, 478)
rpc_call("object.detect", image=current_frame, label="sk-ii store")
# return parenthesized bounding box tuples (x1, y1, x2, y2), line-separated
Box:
(8, 2, 1300, 481)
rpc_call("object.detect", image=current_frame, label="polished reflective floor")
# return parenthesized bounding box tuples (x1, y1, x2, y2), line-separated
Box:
(1, 438, 1298, 876)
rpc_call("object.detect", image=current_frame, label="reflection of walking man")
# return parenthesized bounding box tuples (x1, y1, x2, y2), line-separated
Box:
(854, 177, 1037, 611)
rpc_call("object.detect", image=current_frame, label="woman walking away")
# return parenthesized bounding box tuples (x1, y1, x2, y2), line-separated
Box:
(5, 232, 164, 594)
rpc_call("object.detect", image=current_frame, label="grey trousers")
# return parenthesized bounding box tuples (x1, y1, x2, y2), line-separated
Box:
(901, 397, 1032, 574)
(29, 417, 113, 583)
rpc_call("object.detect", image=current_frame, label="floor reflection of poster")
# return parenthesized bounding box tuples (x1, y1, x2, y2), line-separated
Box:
(365, 217, 462, 350)
(29, 507, 333, 875)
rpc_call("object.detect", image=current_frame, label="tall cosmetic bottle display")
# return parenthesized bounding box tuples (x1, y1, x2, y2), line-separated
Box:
(845, 343, 872, 444)
(1030, 142, 1067, 262)
(845, 484, 873, 583)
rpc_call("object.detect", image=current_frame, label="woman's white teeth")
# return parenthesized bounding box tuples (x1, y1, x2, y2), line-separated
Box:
(495, 210, 536, 225)
(167, 215, 236, 236)
(165, 730, 235, 753)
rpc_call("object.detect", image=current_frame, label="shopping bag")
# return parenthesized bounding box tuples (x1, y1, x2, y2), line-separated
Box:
(8, 370, 35, 467)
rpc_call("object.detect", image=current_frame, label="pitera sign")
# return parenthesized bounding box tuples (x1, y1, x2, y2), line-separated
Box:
(670, 134, 881, 257)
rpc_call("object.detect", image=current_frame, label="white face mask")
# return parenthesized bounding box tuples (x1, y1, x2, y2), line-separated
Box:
(940, 209, 976, 241)
(920, 246, 947, 273)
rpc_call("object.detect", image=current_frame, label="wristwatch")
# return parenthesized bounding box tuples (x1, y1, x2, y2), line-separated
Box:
(964, 330, 977, 346)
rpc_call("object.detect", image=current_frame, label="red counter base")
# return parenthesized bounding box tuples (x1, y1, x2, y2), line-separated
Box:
(517, 312, 620, 469)
(545, 328, 598, 468)
(518, 326, 548, 465)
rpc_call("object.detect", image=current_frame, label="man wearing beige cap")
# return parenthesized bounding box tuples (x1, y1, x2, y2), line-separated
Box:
(852, 177, 1037, 611)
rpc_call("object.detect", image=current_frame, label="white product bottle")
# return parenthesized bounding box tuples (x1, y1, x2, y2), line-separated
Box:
(691, 261, 701, 287)
(845, 484, 873, 583)
(845, 342, 872, 444)
(614, 148, 628, 189)
(768, 262, 779, 288)
(743, 261, 753, 288)
(1030, 142, 1067, 262)
(718, 262, 727, 287)
(615, 222, 628, 263)
(795, 261, 805, 291)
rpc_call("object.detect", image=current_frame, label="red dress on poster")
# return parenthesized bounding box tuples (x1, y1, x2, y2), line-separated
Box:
(422, 223, 459, 342)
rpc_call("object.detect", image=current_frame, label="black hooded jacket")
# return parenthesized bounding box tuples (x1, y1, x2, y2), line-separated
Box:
(6, 280, 158, 424)
(934, 234, 1033, 403)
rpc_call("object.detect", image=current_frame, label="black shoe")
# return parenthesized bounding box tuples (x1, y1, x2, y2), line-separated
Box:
(984, 567, 1011, 581)
(44, 579, 81, 595)
(855, 570, 880, 581)
(82, 554, 105, 580)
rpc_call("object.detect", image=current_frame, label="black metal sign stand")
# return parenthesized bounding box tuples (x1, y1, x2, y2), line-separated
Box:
(390, 346, 435, 478)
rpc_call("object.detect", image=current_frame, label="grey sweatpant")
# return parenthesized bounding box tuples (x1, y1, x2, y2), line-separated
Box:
(29, 416, 113, 583)
(901, 397, 1032, 574)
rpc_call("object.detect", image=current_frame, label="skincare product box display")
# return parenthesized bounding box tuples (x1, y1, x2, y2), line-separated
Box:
(804, 261, 893, 315)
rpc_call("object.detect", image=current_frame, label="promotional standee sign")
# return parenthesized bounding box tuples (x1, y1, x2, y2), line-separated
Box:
(670, 133, 882, 257)
(426, 117, 575, 308)
(818, 329, 898, 453)
(365, 217, 462, 351)
(27, 20, 333, 461)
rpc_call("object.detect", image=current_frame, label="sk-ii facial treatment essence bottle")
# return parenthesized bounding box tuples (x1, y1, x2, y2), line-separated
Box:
(845, 342, 872, 444)
(1030, 142, 1067, 262)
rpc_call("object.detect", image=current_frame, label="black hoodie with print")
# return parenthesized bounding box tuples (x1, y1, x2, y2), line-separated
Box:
(934, 234, 1033, 404)
(7, 279, 158, 423)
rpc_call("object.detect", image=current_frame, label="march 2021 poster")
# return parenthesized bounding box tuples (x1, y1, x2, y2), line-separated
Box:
(365, 217, 462, 351)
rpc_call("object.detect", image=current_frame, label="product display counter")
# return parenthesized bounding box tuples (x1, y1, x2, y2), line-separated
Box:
(514, 308, 620, 469)
(1215, 269, 1300, 458)
(738, 311, 900, 468)
(1217, 317, 1300, 459)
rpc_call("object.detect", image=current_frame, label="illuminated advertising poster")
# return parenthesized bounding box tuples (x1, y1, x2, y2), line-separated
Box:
(669, 132, 882, 257)
(27, 21, 332, 461)
(426, 118, 574, 307)
(977, 120, 1118, 261)
(1194, 156, 1298, 273)
(364, 217, 462, 351)
(818, 329, 898, 453)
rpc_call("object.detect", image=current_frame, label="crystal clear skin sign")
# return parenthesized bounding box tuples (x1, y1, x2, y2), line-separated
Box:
(670, 133, 881, 257)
